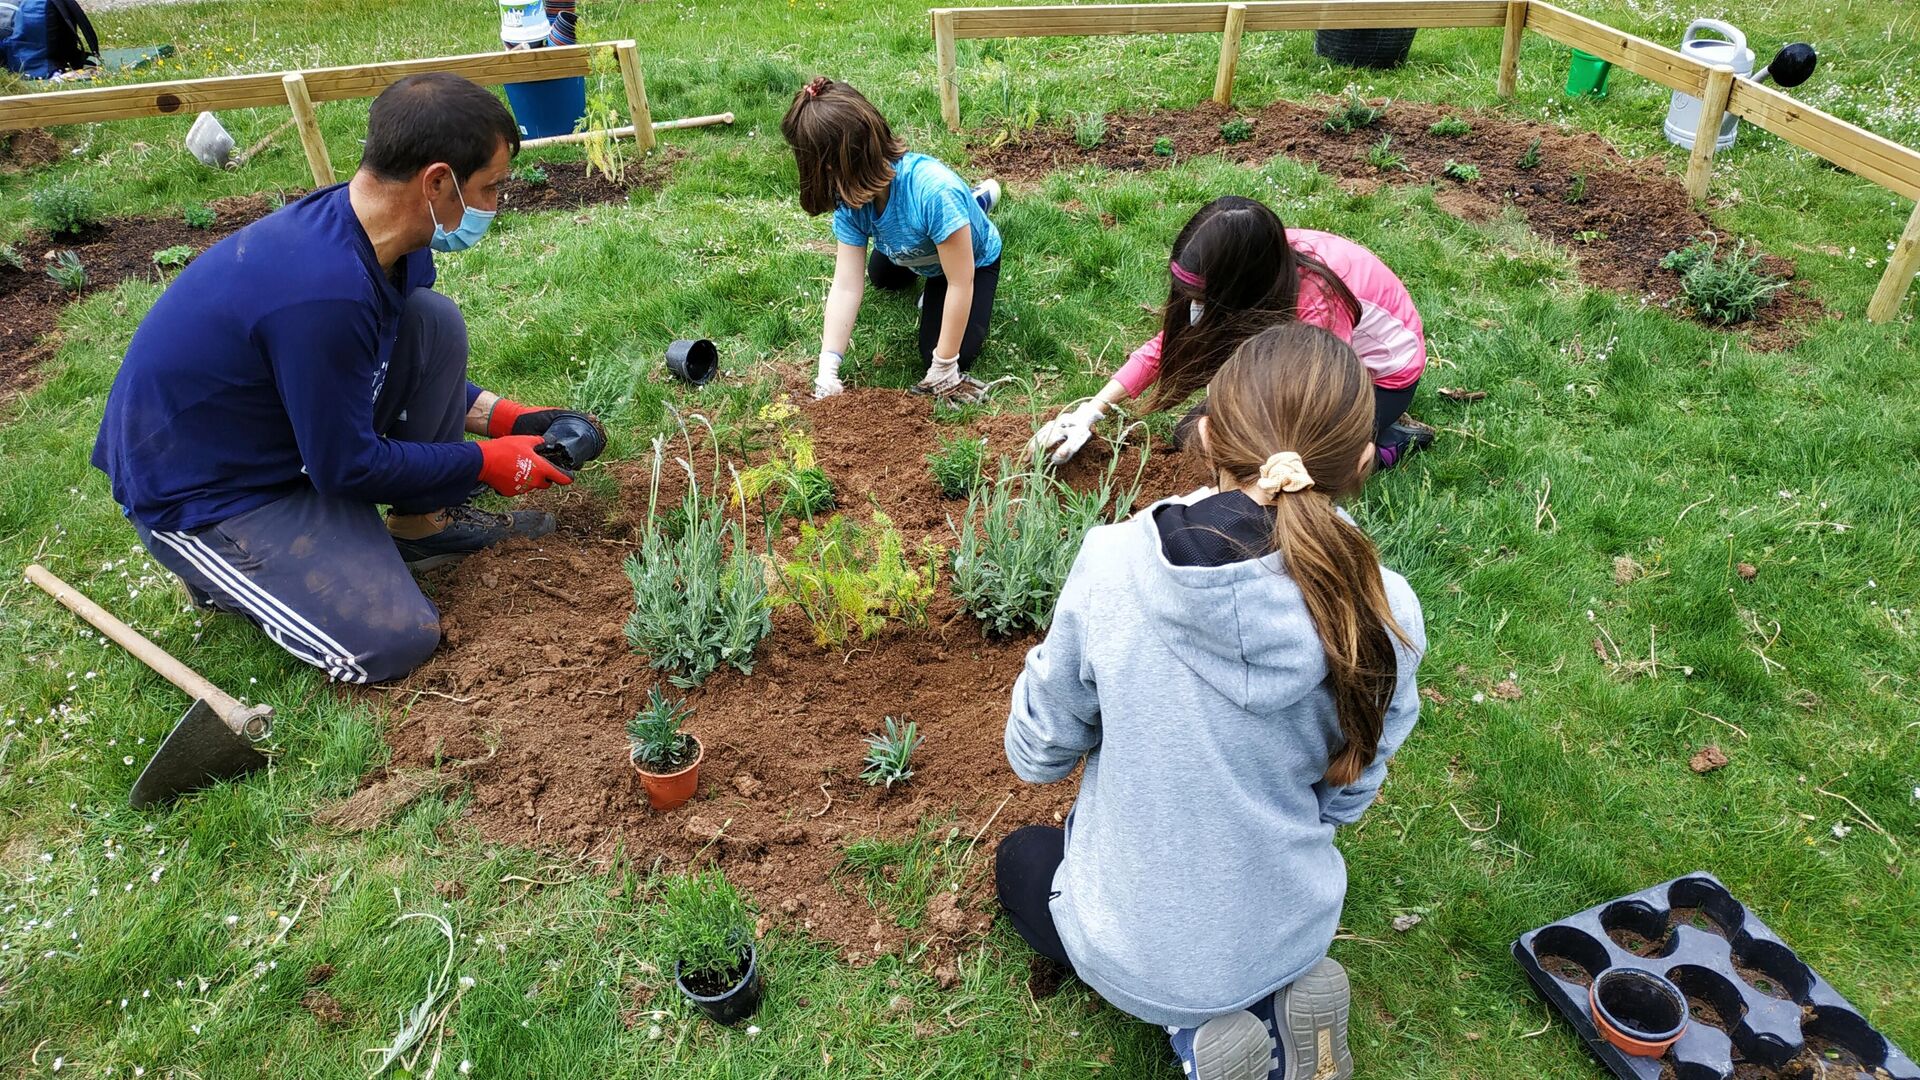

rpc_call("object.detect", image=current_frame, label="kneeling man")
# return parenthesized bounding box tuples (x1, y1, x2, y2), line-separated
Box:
(94, 73, 584, 684)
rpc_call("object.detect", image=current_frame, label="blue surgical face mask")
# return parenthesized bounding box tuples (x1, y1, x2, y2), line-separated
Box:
(428, 178, 496, 253)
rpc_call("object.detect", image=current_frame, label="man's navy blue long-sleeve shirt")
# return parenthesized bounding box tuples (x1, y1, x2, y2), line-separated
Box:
(93, 184, 485, 532)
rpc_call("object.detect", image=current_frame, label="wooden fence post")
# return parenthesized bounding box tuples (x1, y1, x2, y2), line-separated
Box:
(1685, 64, 1735, 203)
(1497, 0, 1527, 98)
(281, 73, 333, 187)
(613, 40, 655, 154)
(1213, 3, 1248, 106)
(1867, 201, 1920, 324)
(935, 10, 960, 133)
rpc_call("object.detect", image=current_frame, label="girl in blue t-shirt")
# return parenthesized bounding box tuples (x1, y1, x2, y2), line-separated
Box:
(781, 77, 1005, 403)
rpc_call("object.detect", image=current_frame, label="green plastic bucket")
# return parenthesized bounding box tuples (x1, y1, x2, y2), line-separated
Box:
(1565, 49, 1612, 97)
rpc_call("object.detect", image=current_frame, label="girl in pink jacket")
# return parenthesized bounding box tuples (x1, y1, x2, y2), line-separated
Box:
(1031, 196, 1433, 469)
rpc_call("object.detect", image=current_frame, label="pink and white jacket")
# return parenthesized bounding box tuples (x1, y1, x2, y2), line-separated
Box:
(1111, 229, 1426, 396)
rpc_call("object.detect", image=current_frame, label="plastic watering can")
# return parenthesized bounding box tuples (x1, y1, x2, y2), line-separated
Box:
(1663, 19, 1754, 151)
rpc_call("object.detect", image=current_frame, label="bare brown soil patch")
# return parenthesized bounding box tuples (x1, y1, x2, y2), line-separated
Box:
(973, 98, 1827, 349)
(378, 390, 1200, 966)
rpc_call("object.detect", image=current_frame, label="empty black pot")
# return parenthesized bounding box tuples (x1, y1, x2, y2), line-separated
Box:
(1313, 28, 1417, 69)
(676, 944, 764, 1026)
(534, 411, 607, 472)
(666, 339, 719, 385)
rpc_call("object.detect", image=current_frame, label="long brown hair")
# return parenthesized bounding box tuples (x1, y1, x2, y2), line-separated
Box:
(1146, 196, 1363, 414)
(1204, 324, 1413, 786)
(780, 77, 906, 216)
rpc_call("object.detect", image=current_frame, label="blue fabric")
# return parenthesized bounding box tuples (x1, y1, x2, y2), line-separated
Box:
(1, 0, 56, 77)
(93, 184, 486, 533)
(1003, 504, 1424, 1028)
(830, 152, 1001, 276)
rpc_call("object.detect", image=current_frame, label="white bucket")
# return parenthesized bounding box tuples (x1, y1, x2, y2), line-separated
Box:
(1663, 19, 1754, 151)
(498, 0, 550, 46)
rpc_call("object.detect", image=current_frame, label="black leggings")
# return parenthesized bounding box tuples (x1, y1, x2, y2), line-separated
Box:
(867, 250, 1001, 372)
(1174, 380, 1420, 449)
(995, 825, 1072, 966)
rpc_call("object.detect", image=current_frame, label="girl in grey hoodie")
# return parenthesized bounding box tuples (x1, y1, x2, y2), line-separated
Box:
(999, 324, 1425, 1080)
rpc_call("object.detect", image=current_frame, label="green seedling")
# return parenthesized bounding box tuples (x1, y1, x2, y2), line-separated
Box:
(1364, 135, 1407, 172)
(1429, 115, 1471, 137)
(0, 243, 22, 271)
(927, 433, 987, 498)
(773, 511, 937, 648)
(1441, 159, 1480, 182)
(654, 870, 754, 991)
(1516, 137, 1543, 169)
(627, 688, 697, 771)
(1565, 172, 1589, 203)
(152, 244, 195, 270)
(1574, 230, 1605, 244)
(862, 717, 922, 788)
(182, 205, 217, 229)
(1321, 87, 1386, 133)
(45, 250, 87, 293)
(30, 181, 98, 237)
(1219, 116, 1254, 144)
(1152, 135, 1175, 157)
(1663, 237, 1787, 324)
(1073, 110, 1107, 150)
(511, 162, 550, 186)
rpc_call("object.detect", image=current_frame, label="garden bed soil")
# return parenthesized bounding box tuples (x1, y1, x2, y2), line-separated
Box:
(0, 159, 662, 406)
(376, 389, 1203, 967)
(972, 98, 1826, 349)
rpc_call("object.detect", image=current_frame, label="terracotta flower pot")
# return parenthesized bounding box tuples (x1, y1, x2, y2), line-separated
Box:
(632, 735, 703, 812)
(1589, 969, 1688, 1058)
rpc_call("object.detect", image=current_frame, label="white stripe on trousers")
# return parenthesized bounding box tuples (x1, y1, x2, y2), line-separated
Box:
(151, 529, 371, 684)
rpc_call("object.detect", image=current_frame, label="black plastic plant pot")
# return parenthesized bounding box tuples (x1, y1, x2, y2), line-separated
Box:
(675, 944, 764, 1026)
(666, 338, 719, 386)
(1313, 28, 1417, 69)
(536, 411, 607, 471)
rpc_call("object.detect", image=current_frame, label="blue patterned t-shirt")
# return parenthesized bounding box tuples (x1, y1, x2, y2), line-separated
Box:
(830, 152, 1002, 276)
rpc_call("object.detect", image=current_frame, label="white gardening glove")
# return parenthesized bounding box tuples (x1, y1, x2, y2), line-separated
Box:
(814, 350, 845, 399)
(916, 353, 962, 395)
(1028, 400, 1106, 465)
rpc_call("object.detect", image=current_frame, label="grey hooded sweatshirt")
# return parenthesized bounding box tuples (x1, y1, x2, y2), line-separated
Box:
(1003, 497, 1425, 1029)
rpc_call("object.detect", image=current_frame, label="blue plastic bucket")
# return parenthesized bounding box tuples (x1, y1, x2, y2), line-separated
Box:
(503, 76, 588, 140)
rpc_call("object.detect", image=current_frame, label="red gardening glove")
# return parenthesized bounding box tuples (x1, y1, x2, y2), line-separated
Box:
(477, 435, 573, 496)
(485, 398, 568, 439)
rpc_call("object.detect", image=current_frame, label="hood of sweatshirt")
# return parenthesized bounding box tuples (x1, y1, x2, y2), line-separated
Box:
(1123, 495, 1334, 713)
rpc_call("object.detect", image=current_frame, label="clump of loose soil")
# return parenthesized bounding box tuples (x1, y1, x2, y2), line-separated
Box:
(1607, 924, 1674, 958)
(1669, 906, 1730, 939)
(301, 989, 348, 1028)
(1, 128, 61, 172)
(972, 98, 1827, 349)
(0, 159, 665, 406)
(1736, 959, 1795, 1001)
(378, 389, 1200, 967)
(1539, 953, 1595, 988)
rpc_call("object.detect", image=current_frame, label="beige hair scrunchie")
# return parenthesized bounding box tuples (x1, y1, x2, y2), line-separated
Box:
(1254, 451, 1315, 501)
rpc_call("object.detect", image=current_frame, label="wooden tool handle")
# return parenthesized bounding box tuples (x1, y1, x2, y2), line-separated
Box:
(25, 564, 261, 733)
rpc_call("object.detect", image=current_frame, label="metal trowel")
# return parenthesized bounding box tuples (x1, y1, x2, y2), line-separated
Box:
(26, 564, 272, 809)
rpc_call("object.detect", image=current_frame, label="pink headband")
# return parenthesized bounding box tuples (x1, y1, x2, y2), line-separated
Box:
(1169, 260, 1206, 290)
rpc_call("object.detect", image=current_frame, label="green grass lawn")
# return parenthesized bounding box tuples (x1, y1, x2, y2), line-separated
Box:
(3, 1, 1918, 1076)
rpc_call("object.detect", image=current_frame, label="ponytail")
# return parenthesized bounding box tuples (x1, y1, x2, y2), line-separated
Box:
(1269, 493, 1404, 785)
(1204, 324, 1414, 786)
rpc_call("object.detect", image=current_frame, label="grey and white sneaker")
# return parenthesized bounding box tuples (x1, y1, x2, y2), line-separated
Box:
(1275, 957, 1353, 1080)
(1189, 1009, 1274, 1080)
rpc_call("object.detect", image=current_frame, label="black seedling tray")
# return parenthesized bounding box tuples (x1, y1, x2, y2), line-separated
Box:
(1513, 871, 1919, 1080)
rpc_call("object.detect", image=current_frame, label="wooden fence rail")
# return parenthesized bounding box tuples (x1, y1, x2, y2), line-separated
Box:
(929, 0, 1920, 322)
(0, 40, 655, 185)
